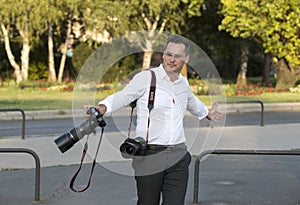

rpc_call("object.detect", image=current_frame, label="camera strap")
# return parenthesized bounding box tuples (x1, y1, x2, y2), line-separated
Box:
(69, 120, 105, 193)
(128, 69, 156, 143)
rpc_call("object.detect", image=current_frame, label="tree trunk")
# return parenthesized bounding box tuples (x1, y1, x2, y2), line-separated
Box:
(236, 46, 248, 87)
(262, 53, 272, 85)
(140, 15, 166, 70)
(20, 35, 30, 81)
(142, 51, 153, 69)
(19, 10, 30, 81)
(0, 23, 22, 83)
(48, 21, 57, 82)
(58, 18, 72, 83)
(275, 59, 298, 88)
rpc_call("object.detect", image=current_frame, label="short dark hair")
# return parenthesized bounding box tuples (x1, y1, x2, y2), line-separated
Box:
(165, 34, 190, 56)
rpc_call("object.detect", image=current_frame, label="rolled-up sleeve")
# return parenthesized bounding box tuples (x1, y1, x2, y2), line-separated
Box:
(187, 91, 209, 120)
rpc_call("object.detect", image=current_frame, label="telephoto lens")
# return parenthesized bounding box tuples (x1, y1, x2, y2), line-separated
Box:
(54, 107, 104, 153)
(54, 119, 97, 153)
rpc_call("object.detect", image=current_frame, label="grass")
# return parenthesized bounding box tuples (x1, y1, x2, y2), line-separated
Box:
(196, 92, 300, 107)
(0, 87, 74, 110)
(221, 92, 300, 103)
(0, 87, 114, 110)
(1, 86, 300, 111)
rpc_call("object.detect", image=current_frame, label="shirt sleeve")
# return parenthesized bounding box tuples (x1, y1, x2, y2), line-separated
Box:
(98, 71, 149, 116)
(186, 89, 209, 120)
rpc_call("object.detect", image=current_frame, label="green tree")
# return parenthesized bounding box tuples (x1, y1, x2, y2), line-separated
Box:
(126, 0, 205, 69)
(83, 0, 205, 70)
(219, 0, 300, 88)
(28, 0, 83, 83)
(56, 0, 84, 82)
(0, 0, 50, 83)
(38, 0, 64, 82)
(0, 0, 28, 82)
(72, 42, 94, 73)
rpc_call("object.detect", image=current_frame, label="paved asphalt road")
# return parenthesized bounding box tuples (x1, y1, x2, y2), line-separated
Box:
(1, 111, 300, 138)
(1, 109, 300, 204)
(1, 155, 300, 205)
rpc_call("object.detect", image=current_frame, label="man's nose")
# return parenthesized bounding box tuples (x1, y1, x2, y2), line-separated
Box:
(169, 55, 176, 61)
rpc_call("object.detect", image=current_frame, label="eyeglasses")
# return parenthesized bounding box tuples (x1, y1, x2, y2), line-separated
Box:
(164, 51, 186, 61)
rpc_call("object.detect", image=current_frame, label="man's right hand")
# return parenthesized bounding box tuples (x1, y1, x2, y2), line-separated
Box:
(83, 104, 107, 117)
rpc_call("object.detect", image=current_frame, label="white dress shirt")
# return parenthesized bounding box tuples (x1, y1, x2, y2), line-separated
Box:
(98, 64, 208, 145)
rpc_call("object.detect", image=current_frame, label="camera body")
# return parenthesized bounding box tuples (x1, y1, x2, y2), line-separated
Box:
(54, 107, 105, 153)
(119, 137, 146, 158)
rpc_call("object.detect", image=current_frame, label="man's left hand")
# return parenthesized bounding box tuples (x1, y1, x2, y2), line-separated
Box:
(206, 105, 224, 122)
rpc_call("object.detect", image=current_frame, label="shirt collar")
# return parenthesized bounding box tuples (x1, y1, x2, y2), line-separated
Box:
(158, 64, 183, 83)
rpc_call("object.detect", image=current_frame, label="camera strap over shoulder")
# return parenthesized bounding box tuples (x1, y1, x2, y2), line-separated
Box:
(128, 69, 156, 143)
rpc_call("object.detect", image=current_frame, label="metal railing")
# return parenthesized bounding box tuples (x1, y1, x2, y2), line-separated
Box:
(213, 100, 264, 126)
(0, 148, 41, 203)
(0, 108, 26, 139)
(193, 149, 300, 204)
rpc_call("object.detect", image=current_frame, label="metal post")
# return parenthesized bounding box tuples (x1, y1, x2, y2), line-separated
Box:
(193, 149, 300, 204)
(0, 108, 26, 139)
(193, 150, 211, 205)
(0, 148, 41, 203)
(213, 100, 264, 126)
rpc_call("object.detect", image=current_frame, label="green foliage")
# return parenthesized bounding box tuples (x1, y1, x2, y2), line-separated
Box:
(18, 80, 52, 89)
(82, 0, 131, 38)
(137, 0, 204, 32)
(4, 0, 299, 87)
(0, 44, 12, 80)
(102, 54, 142, 83)
(223, 83, 291, 96)
(28, 62, 48, 80)
(0, 0, 48, 43)
(182, 0, 203, 17)
(84, 0, 205, 35)
(72, 42, 94, 72)
(1, 0, 208, 83)
(219, 0, 300, 67)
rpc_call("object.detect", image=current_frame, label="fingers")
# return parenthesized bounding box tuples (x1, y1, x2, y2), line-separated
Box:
(211, 110, 224, 122)
(83, 105, 92, 112)
(208, 103, 224, 122)
(83, 105, 95, 117)
(83, 104, 106, 117)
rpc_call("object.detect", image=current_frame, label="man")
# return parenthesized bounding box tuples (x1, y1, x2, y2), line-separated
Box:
(91, 34, 223, 205)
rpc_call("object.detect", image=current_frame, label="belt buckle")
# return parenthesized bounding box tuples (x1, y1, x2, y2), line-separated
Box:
(166, 144, 186, 151)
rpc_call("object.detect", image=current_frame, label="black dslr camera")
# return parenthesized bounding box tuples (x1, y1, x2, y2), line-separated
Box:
(119, 137, 146, 158)
(54, 107, 106, 153)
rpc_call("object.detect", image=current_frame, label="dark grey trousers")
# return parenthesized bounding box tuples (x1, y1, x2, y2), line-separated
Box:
(133, 150, 191, 205)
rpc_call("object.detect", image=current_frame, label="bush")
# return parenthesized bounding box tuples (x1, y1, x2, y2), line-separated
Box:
(223, 83, 290, 96)
(290, 85, 300, 93)
(29, 62, 48, 80)
(72, 42, 94, 73)
(18, 80, 74, 92)
(189, 78, 209, 95)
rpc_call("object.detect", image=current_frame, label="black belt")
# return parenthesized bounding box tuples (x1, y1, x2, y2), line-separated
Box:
(146, 143, 187, 151)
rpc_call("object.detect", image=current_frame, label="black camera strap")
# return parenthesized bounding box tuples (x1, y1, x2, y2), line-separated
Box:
(128, 69, 156, 143)
(69, 119, 105, 193)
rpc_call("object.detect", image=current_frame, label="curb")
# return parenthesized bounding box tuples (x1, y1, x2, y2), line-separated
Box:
(1, 102, 300, 121)
(222, 102, 300, 113)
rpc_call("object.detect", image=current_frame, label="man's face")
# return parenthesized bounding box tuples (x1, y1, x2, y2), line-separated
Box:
(163, 42, 189, 74)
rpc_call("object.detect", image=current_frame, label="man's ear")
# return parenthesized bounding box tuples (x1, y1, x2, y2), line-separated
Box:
(185, 55, 190, 64)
